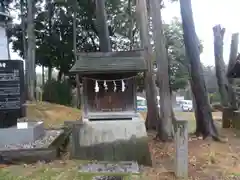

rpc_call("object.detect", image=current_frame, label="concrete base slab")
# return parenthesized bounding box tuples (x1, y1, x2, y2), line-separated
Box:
(66, 118, 152, 166)
(0, 130, 64, 164)
(0, 121, 45, 146)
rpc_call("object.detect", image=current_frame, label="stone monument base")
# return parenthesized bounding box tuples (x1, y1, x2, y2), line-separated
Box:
(0, 121, 45, 146)
(65, 119, 152, 166)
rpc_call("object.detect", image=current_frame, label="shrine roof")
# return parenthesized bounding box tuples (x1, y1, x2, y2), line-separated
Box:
(227, 59, 240, 78)
(70, 49, 147, 74)
(0, 12, 12, 22)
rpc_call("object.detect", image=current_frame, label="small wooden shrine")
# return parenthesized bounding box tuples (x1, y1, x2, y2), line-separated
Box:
(70, 50, 147, 121)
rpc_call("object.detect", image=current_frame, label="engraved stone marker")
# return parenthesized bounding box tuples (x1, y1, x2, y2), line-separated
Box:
(174, 118, 188, 179)
(0, 60, 25, 128)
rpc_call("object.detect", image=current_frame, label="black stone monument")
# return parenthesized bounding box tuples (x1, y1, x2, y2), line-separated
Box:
(0, 60, 25, 128)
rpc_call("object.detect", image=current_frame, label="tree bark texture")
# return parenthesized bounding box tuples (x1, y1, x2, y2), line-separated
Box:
(95, 0, 111, 52)
(149, 0, 173, 139)
(20, 0, 29, 100)
(76, 74, 81, 109)
(136, 0, 160, 130)
(179, 0, 219, 140)
(27, 0, 36, 100)
(227, 33, 239, 109)
(128, 0, 134, 50)
(48, 65, 52, 81)
(213, 25, 229, 107)
(42, 66, 45, 87)
(47, 0, 53, 81)
(72, 0, 81, 108)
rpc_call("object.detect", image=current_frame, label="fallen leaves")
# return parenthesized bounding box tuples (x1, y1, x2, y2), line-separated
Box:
(144, 129, 240, 179)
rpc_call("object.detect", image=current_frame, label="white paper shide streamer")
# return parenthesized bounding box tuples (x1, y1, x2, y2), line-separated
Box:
(94, 80, 99, 92)
(104, 80, 108, 91)
(90, 77, 131, 93)
(113, 81, 117, 92)
(121, 80, 125, 92)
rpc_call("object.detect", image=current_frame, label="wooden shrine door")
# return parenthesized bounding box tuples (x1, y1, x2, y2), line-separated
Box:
(86, 79, 134, 112)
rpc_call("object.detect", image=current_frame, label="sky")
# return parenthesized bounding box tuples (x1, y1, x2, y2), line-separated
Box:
(9, 0, 240, 72)
(162, 0, 240, 66)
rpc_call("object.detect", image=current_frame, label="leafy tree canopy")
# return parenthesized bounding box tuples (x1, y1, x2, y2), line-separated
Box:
(8, 0, 195, 92)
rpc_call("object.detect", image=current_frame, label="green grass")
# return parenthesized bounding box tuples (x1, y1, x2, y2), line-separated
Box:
(1, 161, 142, 180)
(0, 102, 224, 179)
(0, 120, 197, 180)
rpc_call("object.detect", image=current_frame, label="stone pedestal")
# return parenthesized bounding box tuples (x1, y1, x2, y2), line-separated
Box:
(0, 121, 45, 146)
(65, 117, 152, 166)
(174, 118, 188, 179)
(222, 107, 234, 128)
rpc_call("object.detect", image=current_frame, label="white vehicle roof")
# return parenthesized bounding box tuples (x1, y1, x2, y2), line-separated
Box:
(137, 96, 146, 100)
(181, 100, 192, 104)
(176, 96, 184, 101)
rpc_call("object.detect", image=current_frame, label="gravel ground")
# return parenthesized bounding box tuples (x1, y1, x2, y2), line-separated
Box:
(0, 130, 63, 150)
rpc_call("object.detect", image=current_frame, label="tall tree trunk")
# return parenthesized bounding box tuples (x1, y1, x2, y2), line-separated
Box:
(179, 0, 219, 140)
(48, 66, 52, 81)
(47, 0, 53, 81)
(149, 0, 173, 140)
(95, 0, 111, 52)
(73, 0, 81, 109)
(213, 25, 229, 107)
(189, 77, 203, 136)
(128, 0, 134, 50)
(75, 75, 81, 108)
(57, 70, 63, 82)
(42, 66, 45, 87)
(20, 0, 27, 60)
(20, 0, 29, 99)
(27, 0, 36, 100)
(6, 28, 10, 59)
(227, 33, 239, 109)
(136, 0, 160, 130)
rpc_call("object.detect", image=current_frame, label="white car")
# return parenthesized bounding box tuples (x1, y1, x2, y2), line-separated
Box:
(137, 96, 147, 111)
(180, 100, 193, 112)
(137, 96, 160, 111)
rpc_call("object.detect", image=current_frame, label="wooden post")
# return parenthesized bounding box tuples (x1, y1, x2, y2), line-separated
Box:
(174, 118, 188, 179)
(233, 110, 240, 129)
(222, 107, 233, 128)
(82, 78, 88, 121)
